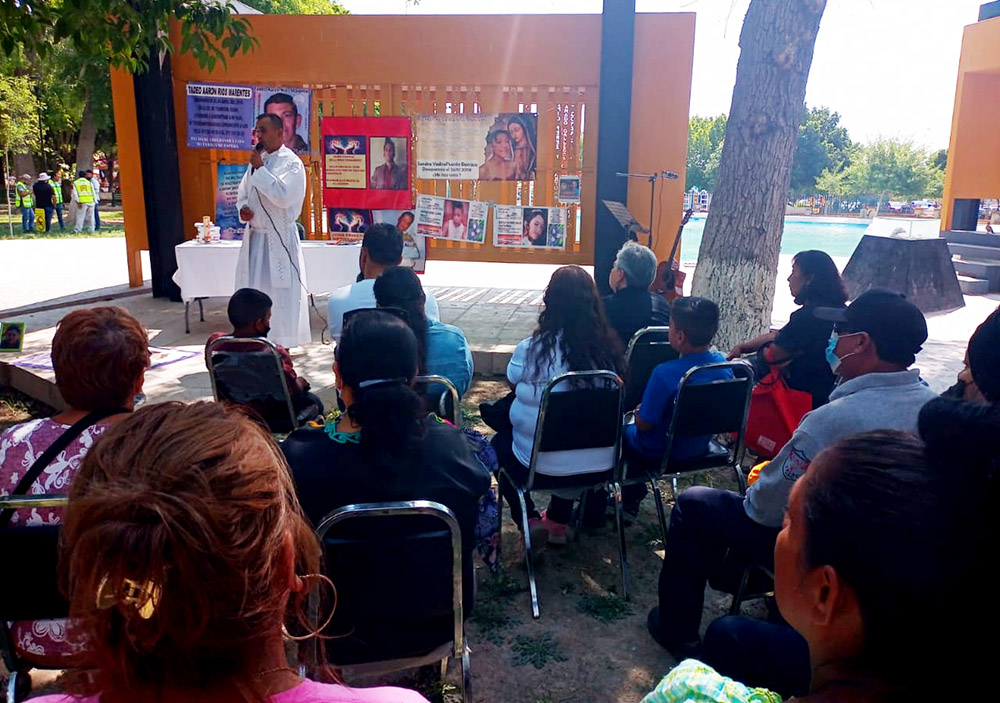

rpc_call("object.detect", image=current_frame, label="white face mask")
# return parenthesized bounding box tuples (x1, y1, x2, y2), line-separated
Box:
(826, 332, 862, 375)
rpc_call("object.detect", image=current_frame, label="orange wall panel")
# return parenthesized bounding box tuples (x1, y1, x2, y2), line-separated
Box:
(110, 67, 149, 287)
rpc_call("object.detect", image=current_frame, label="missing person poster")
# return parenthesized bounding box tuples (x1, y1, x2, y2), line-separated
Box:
(493, 206, 567, 249)
(253, 87, 312, 154)
(415, 113, 538, 181)
(373, 209, 426, 273)
(415, 194, 488, 244)
(322, 117, 412, 210)
(216, 163, 246, 240)
(0, 321, 25, 353)
(186, 83, 312, 153)
(328, 209, 372, 242)
(558, 175, 581, 204)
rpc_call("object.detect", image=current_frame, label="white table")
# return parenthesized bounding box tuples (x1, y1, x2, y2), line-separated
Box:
(173, 240, 360, 332)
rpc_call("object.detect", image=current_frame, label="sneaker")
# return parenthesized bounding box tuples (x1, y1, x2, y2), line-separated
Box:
(539, 510, 574, 545)
(526, 516, 549, 550)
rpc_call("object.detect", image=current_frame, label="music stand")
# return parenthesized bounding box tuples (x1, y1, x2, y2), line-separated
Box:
(603, 200, 648, 242)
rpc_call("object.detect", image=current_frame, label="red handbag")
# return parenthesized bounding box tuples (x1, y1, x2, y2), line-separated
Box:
(745, 366, 813, 459)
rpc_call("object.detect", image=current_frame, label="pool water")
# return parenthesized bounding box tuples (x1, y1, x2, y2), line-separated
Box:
(677, 215, 870, 263)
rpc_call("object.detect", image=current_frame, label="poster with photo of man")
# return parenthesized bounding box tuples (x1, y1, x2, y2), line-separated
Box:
(254, 87, 312, 154)
(322, 117, 412, 210)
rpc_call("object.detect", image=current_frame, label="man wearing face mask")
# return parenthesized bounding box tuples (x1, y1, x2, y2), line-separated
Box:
(648, 288, 938, 659)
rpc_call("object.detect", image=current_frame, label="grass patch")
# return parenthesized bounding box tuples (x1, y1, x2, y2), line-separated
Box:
(511, 633, 569, 669)
(0, 228, 124, 240)
(575, 594, 634, 624)
(481, 569, 523, 600)
(471, 569, 525, 645)
(636, 521, 664, 549)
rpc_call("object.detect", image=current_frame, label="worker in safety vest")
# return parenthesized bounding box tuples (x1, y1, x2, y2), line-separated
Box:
(15, 174, 35, 233)
(51, 169, 66, 231)
(72, 169, 96, 233)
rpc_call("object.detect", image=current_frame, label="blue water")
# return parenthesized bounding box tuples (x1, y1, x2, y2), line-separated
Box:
(678, 215, 869, 263)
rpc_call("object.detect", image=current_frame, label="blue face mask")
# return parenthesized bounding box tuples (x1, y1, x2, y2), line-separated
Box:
(826, 332, 861, 375)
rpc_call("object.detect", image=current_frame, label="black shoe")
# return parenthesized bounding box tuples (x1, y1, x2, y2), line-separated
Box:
(646, 607, 702, 661)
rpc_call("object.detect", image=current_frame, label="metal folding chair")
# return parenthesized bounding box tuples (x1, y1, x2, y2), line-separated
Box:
(310, 500, 471, 703)
(0, 495, 70, 703)
(624, 326, 678, 411)
(498, 370, 626, 618)
(414, 374, 462, 427)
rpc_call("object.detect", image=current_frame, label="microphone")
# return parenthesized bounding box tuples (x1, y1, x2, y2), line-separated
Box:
(251, 142, 264, 173)
(662, 171, 679, 180)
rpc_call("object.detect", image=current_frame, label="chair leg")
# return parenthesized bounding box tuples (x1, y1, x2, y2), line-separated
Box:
(612, 482, 630, 601)
(734, 464, 748, 496)
(496, 484, 504, 567)
(461, 643, 472, 703)
(198, 297, 205, 322)
(729, 565, 751, 616)
(184, 301, 191, 334)
(440, 656, 449, 681)
(575, 489, 588, 535)
(518, 488, 541, 619)
(671, 475, 679, 497)
(649, 479, 670, 549)
(8, 668, 30, 703)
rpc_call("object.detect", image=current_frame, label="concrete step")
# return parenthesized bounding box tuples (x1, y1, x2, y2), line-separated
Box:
(942, 230, 1000, 247)
(958, 275, 992, 295)
(952, 258, 1000, 288)
(948, 242, 1000, 261)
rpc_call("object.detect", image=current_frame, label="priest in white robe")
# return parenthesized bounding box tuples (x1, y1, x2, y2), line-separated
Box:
(235, 113, 311, 348)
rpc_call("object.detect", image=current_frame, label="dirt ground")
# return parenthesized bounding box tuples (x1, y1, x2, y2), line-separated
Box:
(1, 379, 767, 703)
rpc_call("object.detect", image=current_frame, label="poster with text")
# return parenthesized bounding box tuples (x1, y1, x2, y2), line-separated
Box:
(252, 87, 312, 154)
(558, 175, 581, 204)
(415, 113, 538, 181)
(322, 117, 412, 210)
(373, 209, 426, 273)
(216, 163, 247, 240)
(186, 82, 255, 150)
(493, 206, 567, 249)
(328, 209, 372, 242)
(415, 195, 488, 244)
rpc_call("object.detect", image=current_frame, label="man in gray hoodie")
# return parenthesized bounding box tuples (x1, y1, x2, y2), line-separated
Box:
(648, 289, 938, 657)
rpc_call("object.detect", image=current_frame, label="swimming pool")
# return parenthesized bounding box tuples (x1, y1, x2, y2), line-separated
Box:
(677, 215, 870, 263)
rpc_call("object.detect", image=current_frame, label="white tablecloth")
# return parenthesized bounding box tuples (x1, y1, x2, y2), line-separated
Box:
(172, 240, 360, 302)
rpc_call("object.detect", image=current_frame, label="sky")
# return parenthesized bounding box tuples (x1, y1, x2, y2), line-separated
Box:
(339, 0, 987, 149)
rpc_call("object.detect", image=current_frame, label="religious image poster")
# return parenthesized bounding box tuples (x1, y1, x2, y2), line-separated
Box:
(558, 175, 581, 204)
(373, 209, 426, 273)
(415, 195, 488, 244)
(328, 209, 373, 242)
(493, 206, 567, 249)
(322, 117, 412, 210)
(415, 113, 538, 181)
(216, 163, 246, 240)
(252, 87, 312, 154)
(186, 82, 255, 150)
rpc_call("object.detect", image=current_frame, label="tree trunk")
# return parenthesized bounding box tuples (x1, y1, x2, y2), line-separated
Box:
(691, 0, 828, 351)
(75, 87, 97, 174)
(12, 152, 37, 178)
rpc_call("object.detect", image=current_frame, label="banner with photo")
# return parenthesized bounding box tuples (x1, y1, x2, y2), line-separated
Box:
(373, 210, 426, 273)
(493, 206, 567, 249)
(328, 208, 372, 242)
(322, 116, 412, 210)
(415, 194, 488, 244)
(186, 83, 312, 154)
(415, 113, 538, 181)
(216, 163, 246, 240)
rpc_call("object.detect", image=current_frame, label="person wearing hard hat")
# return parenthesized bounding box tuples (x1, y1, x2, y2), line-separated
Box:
(15, 174, 35, 233)
(32, 172, 57, 233)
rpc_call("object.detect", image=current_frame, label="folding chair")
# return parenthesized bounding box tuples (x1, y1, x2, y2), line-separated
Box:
(624, 327, 678, 411)
(207, 335, 318, 433)
(414, 374, 462, 427)
(0, 495, 70, 703)
(310, 501, 471, 703)
(620, 360, 754, 551)
(498, 370, 625, 618)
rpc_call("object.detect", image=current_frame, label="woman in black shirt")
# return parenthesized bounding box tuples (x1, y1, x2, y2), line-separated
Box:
(727, 250, 848, 407)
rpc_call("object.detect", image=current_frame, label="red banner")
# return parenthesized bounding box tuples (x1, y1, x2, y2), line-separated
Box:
(322, 116, 412, 210)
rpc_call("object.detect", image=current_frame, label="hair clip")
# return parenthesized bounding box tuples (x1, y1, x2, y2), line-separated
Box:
(96, 574, 162, 620)
(358, 377, 408, 390)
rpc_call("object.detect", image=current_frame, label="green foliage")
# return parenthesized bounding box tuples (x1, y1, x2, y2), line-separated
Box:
(931, 148, 948, 172)
(843, 137, 943, 201)
(244, 0, 349, 12)
(790, 106, 852, 196)
(814, 167, 849, 198)
(686, 114, 727, 191)
(511, 633, 570, 669)
(0, 72, 38, 154)
(575, 594, 634, 623)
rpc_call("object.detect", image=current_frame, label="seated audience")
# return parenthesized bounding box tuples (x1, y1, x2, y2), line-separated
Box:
(281, 310, 489, 595)
(28, 401, 428, 703)
(373, 266, 474, 398)
(648, 289, 937, 657)
(0, 306, 148, 666)
(942, 305, 1000, 403)
(490, 266, 624, 544)
(728, 250, 847, 408)
(603, 241, 671, 347)
(645, 421, 995, 702)
(206, 287, 323, 416)
(620, 297, 731, 518)
(328, 223, 440, 341)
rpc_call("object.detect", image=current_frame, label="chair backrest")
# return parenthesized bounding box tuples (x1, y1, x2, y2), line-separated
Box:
(206, 336, 296, 433)
(624, 327, 678, 410)
(664, 360, 755, 461)
(414, 374, 461, 427)
(315, 500, 463, 667)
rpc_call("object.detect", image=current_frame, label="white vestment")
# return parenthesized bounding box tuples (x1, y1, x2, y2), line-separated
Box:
(235, 145, 310, 348)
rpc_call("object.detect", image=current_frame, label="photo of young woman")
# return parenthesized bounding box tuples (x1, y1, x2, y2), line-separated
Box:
(521, 209, 548, 246)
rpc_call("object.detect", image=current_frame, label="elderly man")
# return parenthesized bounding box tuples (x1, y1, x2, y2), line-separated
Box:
(235, 113, 310, 348)
(603, 241, 672, 348)
(15, 174, 35, 233)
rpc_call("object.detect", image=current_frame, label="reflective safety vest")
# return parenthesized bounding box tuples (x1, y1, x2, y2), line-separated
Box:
(74, 178, 95, 204)
(15, 183, 33, 208)
(52, 181, 63, 205)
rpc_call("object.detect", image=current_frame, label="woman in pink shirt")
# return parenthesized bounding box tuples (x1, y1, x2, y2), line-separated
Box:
(28, 401, 427, 703)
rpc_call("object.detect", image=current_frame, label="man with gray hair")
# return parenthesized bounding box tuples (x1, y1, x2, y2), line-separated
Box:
(603, 241, 671, 347)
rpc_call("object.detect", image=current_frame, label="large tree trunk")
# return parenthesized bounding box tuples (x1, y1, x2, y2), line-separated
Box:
(12, 152, 37, 178)
(691, 0, 827, 351)
(75, 88, 97, 174)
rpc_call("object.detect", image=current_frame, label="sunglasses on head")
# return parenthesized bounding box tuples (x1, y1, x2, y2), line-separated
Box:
(341, 306, 411, 330)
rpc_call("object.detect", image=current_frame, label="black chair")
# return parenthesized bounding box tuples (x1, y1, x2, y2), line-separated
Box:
(623, 326, 678, 411)
(414, 374, 461, 427)
(620, 360, 754, 551)
(498, 370, 626, 618)
(207, 336, 318, 433)
(311, 500, 471, 703)
(0, 495, 70, 703)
